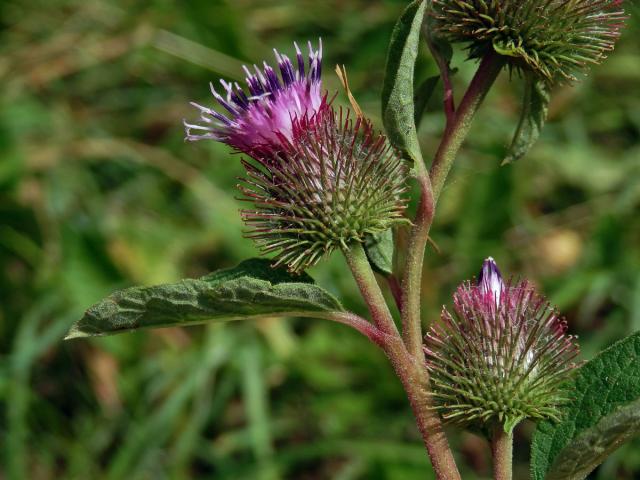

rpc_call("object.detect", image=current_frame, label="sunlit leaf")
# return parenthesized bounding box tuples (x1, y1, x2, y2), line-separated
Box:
(381, 0, 426, 165)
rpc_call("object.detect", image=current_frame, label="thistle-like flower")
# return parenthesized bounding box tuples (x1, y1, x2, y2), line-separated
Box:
(240, 109, 409, 273)
(424, 258, 579, 433)
(184, 41, 328, 159)
(430, 1, 627, 83)
(185, 40, 410, 272)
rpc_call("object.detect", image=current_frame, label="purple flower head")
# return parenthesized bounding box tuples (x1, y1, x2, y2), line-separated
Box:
(184, 41, 329, 160)
(424, 259, 579, 433)
(184, 39, 411, 273)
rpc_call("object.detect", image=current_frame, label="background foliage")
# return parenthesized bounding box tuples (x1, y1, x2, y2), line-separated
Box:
(1, 1, 639, 478)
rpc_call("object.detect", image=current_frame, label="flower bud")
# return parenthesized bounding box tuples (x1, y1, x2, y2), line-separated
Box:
(240, 109, 409, 273)
(430, 1, 627, 83)
(424, 258, 580, 433)
(478, 256, 504, 305)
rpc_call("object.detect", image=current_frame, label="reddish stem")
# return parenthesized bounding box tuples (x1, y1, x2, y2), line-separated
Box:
(387, 274, 403, 312)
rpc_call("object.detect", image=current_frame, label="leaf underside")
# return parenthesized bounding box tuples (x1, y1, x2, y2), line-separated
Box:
(531, 331, 640, 480)
(65, 258, 343, 339)
(503, 72, 550, 165)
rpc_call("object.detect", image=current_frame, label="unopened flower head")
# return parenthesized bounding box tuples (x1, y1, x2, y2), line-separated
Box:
(184, 41, 328, 159)
(240, 109, 409, 273)
(478, 256, 503, 305)
(424, 258, 580, 433)
(430, 0, 627, 83)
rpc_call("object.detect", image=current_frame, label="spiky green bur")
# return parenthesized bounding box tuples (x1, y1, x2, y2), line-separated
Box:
(239, 109, 409, 273)
(424, 258, 580, 433)
(431, 0, 627, 83)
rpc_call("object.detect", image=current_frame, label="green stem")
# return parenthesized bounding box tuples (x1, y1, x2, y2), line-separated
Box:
(391, 342, 462, 480)
(400, 52, 505, 359)
(400, 167, 434, 358)
(491, 427, 513, 480)
(430, 51, 506, 202)
(342, 243, 399, 337)
(342, 243, 461, 480)
(390, 52, 505, 477)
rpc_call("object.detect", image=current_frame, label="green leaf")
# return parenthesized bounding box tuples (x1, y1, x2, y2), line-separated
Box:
(531, 331, 640, 480)
(364, 229, 395, 276)
(381, 0, 426, 165)
(65, 258, 344, 339)
(413, 75, 439, 128)
(503, 73, 550, 165)
(545, 400, 640, 480)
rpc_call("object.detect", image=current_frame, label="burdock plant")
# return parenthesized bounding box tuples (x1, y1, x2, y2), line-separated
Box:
(66, 2, 638, 480)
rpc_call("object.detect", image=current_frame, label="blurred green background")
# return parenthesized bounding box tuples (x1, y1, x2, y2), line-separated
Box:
(1, 1, 639, 479)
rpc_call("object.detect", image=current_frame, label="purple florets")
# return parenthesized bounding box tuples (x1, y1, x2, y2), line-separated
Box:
(184, 41, 329, 160)
(478, 257, 504, 306)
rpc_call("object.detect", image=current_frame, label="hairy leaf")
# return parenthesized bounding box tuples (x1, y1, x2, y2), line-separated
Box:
(65, 258, 343, 339)
(503, 73, 550, 164)
(381, 0, 426, 165)
(531, 331, 640, 480)
(364, 229, 395, 276)
(545, 400, 640, 480)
